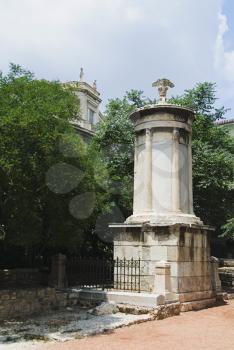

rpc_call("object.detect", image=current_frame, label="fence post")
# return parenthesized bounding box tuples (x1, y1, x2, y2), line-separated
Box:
(49, 253, 67, 288)
(210, 256, 222, 292)
(154, 261, 171, 298)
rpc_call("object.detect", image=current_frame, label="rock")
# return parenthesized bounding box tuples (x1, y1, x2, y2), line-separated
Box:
(117, 304, 152, 315)
(0, 335, 8, 342)
(91, 302, 119, 316)
(150, 302, 180, 320)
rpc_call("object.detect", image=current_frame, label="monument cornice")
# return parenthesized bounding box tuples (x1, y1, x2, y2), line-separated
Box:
(129, 104, 195, 123)
(109, 222, 215, 231)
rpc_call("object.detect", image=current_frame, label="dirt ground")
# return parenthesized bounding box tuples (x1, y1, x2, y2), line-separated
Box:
(35, 300, 234, 350)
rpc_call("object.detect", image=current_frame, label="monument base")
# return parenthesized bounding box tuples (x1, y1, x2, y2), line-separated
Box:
(78, 289, 167, 308)
(110, 222, 220, 306)
(126, 212, 204, 226)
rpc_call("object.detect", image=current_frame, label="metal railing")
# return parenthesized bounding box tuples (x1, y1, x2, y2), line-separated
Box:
(114, 258, 141, 292)
(67, 257, 144, 292)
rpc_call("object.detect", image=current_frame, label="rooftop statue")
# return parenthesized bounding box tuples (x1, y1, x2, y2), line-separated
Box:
(152, 78, 174, 103)
(79, 67, 84, 82)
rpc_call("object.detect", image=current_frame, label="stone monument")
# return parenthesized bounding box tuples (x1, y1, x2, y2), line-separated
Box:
(110, 79, 221, 309)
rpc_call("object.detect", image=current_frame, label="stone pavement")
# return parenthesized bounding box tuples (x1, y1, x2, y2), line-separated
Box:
(36, 300, 234, 350)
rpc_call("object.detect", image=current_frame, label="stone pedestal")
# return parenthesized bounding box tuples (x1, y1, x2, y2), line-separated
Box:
(111, 223, 216, 303)
(154, 261, 172, 300)
(210, 256, 222, 292)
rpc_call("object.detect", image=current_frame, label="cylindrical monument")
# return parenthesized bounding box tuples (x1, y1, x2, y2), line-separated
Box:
(126, 78, 202, 226)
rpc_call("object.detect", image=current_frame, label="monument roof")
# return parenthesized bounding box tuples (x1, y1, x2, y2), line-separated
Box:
(129, 78, 195, 121)
(129, 103, 195, 122)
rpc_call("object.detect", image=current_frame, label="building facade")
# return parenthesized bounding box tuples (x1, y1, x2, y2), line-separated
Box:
(216, 119, 234, 138)
(65, 68, 103, 141)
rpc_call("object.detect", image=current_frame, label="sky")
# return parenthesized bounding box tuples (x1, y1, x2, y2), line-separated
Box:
(0, 0, 234, 117)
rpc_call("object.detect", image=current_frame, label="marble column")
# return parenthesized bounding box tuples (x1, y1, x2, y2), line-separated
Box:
(188, 133, 194, 214)
(145, 128, 152, 211)
(172, 128, 181, 212)
(133, 138, 138, 212)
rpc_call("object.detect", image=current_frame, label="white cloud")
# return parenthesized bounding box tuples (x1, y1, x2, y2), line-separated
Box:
(214, 12, 234, 82)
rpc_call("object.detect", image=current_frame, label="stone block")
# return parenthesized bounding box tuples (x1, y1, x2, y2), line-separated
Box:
(181, 261, 210, 277)
(170, 262, 184, 277)
(180, 298, 216, 312)
(147, 261, 158, 275)
(192, 231, 202, 248)
(184, 231, 193, 247)
(157, 231, 179, 246)
(141, 247, 151, 261)
(143, 231, 157, 245)
(78, 289, 166, 307)
(172, 246, 209, 262)
(167, 246, 179, 261)
(177, 276, 212, 293)
(178, 290, 216, 303)
(114, 244, 142, 260)
(149, 246, 168, 261)
(154, 262, 172, 295)
(171, 277, 179, 292)
(158, 233, 179, 246)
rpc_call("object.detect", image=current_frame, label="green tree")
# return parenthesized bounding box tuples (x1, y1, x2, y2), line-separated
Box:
(170, 82, 228, 120)
(95, 83, 234, 242)
(94, 90, 148, 217)
(0, 64, 107, 266)
(170, 83, 234, 236)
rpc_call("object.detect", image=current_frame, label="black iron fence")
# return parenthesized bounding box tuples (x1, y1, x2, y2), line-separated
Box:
(114, 257, 141, 292)
(67, 257, 113, 289)
(67, 257, 144, 292)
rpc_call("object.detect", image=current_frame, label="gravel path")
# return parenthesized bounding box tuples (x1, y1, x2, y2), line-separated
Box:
(0, 307, 150, 349)
(35, 300, 234, 350)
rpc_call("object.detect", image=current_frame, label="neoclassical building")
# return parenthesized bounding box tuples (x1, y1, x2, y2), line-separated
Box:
(216, 118, 234, 137)
(65, 68, 103, 141)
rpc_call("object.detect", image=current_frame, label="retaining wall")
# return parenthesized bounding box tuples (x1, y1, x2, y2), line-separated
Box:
(0, 288, 80, 320)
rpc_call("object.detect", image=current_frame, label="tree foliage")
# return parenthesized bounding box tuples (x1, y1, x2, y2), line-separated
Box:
(94, 90, 149, 217)
(170, 82, 228, 120)
(0, 64, 107, 266)
(170, 83, 234, 236)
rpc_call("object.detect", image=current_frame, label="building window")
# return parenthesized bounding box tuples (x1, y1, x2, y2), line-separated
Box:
(88, 109, 95, 125)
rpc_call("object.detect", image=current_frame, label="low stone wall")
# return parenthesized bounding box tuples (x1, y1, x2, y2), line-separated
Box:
(117, 302, 181, 319)
(0, 288, 80, 320)
(219, 259, 234, 289)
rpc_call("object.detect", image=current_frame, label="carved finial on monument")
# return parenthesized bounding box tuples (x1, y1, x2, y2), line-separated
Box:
(152, 78, 174, 103)
(93, 80, 97, 90)
(79, 67, 84, 82)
